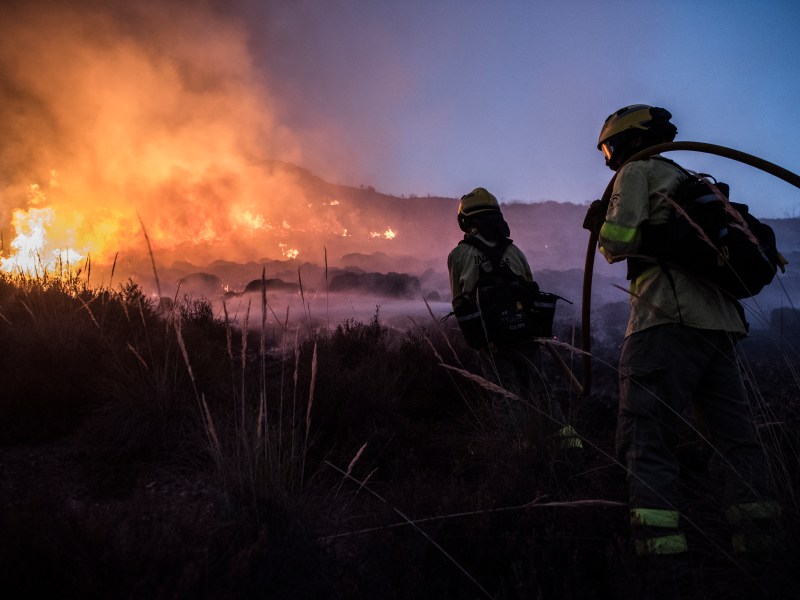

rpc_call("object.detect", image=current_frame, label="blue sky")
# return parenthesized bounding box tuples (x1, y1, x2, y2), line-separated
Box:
(252, 0, 800, 217)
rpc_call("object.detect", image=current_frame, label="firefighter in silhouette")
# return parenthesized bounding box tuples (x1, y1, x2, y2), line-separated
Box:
(584, 105, 782, 597)
(448, 187, 582, 456)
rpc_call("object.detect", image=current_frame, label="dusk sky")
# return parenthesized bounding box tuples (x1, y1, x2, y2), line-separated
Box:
(250, 0, 800, 217)
(1, 0, 799, 274)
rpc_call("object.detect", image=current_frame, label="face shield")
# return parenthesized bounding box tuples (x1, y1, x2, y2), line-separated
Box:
(598, 132, 633, 170)
(599, 139, 615, 162)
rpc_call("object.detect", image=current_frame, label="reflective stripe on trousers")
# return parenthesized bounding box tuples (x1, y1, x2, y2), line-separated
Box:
(631, 507, 688, 557)
(726, 500, 784, 554)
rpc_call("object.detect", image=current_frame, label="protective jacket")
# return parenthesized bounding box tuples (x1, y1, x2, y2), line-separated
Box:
(447, 232, 533, 317)
(598, 157, 746, 337)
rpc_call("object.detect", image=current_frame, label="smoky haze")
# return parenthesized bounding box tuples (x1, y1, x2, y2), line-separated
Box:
(2, 1, 797, 335)
(0, 0, 352, 271)
(0, 0, 594, 291)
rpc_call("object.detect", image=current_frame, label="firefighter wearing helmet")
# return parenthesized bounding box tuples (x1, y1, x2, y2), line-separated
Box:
(448, 187, 582, 459)
(596, 104, 677, 171)
(585, 105, 782, 595)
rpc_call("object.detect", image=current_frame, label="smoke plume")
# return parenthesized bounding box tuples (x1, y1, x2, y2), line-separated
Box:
(0, 0, 363, 274)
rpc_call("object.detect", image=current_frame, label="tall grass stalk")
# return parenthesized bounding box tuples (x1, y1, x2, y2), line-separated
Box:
(240, 299, 251, 434)
(543, 340, 584, 395)
(97, 252, 120, 335)
(109, 252, 118, 289)
(277, 306, 290, 471)
(324, 246, 330, 330)
(322, 496, 626, 541)
(346, 442, 368, 476)
(257, 268, 269, 466)
(137, 214, 162, 300)
(126, 342, 149, 370)
(77, 296, 101, 331)
(423, 297, 465, 368)
(300, 340, 318, 489)
(290, 327, 300, 492)
(174, 316, 224, 481)
(335, 441, 369, 498)
(298, 266, 313, 337)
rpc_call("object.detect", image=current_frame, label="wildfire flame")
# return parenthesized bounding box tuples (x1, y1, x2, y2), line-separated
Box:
(0, 2, 410, 282)
(370, 227, 396, 240)
(278, 243, 300, 259)
(1, 186, 85, 275)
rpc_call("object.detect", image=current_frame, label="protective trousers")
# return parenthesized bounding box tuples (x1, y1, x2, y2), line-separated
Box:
(617, 324, 779, 557)
(481, 342, 581, 451)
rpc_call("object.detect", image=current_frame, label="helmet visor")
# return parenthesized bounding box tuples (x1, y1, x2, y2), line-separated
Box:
(600, 140, 615, 162)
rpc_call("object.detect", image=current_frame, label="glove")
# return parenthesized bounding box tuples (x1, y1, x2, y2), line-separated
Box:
(582, 198, 608, 236)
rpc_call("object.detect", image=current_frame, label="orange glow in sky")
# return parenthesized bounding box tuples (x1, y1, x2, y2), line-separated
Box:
(0, 1, 336, 276)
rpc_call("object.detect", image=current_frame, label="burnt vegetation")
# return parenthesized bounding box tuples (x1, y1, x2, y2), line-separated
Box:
(0, 273, 798, 599)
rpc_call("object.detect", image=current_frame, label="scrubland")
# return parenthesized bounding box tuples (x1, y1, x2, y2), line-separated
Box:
(0, 272, 798, 599)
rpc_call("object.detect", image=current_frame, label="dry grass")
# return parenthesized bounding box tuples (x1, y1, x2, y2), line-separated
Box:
(0, 269, 797, 598)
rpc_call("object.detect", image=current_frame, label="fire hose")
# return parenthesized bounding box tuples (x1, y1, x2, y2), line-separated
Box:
(580, 141, 800, 398)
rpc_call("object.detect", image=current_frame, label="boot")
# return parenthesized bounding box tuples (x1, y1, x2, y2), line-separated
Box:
(639, 554, 696, 600)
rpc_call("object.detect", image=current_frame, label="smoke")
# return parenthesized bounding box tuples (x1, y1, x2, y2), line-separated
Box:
(0, 0, 361, 272)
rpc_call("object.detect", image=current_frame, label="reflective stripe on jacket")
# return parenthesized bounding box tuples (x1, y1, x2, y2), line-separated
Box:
(598, 157, 747, 337)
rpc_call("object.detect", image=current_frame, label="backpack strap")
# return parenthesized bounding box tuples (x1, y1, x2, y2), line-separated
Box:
(459, 236, 512, 265)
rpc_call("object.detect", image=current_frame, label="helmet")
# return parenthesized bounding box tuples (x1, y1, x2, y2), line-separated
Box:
(597, 104, 677, 169)
(457, 187, 501, 218)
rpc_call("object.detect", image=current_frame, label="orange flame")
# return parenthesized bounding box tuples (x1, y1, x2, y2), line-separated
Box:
(1, 184, 85, 275)
(370, 227, 396, 240)
(0, 2, 415, 283)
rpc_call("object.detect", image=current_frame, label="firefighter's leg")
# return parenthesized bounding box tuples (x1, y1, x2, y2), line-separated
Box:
(695, 332, 783, 557)
(480, 347, 527, 441)
(513, 342, 584, 478)
(617, 326, 706, 597)
(618, 326, 701, 532)
(513, 344, 577, 440)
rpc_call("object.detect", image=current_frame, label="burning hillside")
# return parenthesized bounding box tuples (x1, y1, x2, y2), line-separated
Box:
(0, 1, 616, 295)
(3, 1, 797, 315)
(0, 0, 410, 279)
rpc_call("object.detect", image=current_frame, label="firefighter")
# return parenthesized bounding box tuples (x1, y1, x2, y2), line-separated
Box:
(584, 105, 782, 596)
(448, 187, 582, 456)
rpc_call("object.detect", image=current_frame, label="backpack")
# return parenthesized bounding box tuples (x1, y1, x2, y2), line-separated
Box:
(455, 237, 565, 347)
(636, 158, 786, 299)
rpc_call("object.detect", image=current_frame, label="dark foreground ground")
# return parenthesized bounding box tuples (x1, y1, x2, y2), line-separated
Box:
(1, 277, 798, 599)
